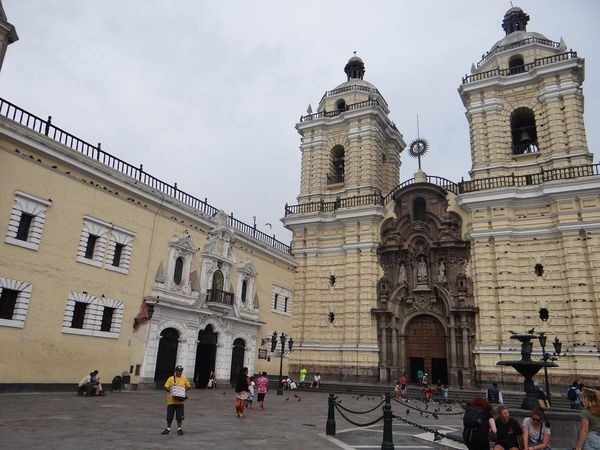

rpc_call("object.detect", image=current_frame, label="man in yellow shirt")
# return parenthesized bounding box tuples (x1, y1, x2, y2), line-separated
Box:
(162, 365, 191, 435)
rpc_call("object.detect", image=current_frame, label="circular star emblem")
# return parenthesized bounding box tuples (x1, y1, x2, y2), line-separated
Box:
(408, 138, 429, 158)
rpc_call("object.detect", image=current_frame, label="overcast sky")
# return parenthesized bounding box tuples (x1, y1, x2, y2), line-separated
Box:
(2, 1, 599, 243)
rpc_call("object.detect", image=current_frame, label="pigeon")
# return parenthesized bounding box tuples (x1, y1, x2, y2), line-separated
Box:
(406, 409, 410, 415)
(222, 392, 226, 395)
(298, 397, 301, 402)
(432, 413, 439, 419)
(528, 327, 535, 334)
(286, 397, 289, 401)
(434, 430, 443, 441)
(294, 394, 298, 398)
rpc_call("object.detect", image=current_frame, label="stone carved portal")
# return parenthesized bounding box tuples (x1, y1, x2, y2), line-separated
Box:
(374, 183, 477, 387)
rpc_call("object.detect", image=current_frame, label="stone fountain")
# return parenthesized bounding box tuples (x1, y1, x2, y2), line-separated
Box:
(496, 331, 557, 409)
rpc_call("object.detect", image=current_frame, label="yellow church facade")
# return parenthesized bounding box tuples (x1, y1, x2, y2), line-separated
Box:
(285, 8, 600, 388)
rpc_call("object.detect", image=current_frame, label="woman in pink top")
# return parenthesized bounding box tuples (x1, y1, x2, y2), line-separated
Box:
(256, 371, 269, 411)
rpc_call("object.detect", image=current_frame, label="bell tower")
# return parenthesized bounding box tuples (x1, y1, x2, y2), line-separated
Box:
(283, 56, 405, 382)
(459, 7, 590, 180)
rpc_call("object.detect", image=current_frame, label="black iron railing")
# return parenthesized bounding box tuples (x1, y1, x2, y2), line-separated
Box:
(319, 84, 389, 108)
(206, 289, 234, 306)
(0, 97, 291, 254)
(285, 164, 600, 216)
(300, 99, 382, 122)
(476, 36, 561, 68)
(463, 51, 578, 84)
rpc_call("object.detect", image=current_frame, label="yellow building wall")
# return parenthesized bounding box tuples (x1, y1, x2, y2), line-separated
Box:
(0, 125, 295, 385)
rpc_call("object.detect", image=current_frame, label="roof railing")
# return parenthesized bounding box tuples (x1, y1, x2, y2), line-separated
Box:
(476, 36, 561, 69)
(463, 51, 578, 84)
(0, 97, 291, 254)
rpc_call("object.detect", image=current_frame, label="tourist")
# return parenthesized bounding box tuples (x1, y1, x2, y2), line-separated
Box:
(462, 397, 496, 450)
(245, 376, 255, 409)
(207, 370, 217, 389)
(487, 381, 504, 404)
(494, 405, 523, 450)
(256, 371, 269, 411)
(574, 388, 600, 450)
(311, 372, 321, 388)
(299, 367, 307, 387)
(394, 380, 401, 400)
(417, 368, 424, 386)
(78, 370, 104, 396)
(234, 366, 250, 418)
(161, 365, 191, 435)
(522, 407, 551, 450)
(443, 384, 449, 402)
(422, 372, 429, 387)
(568, 382, 581, 409)
(424, 384, 432, 403)
(400, 372, 408, 400)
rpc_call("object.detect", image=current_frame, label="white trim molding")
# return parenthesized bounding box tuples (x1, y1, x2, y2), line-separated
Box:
(62, 291, 124, 339)
(0, 276, 32, 328)
(4, 190, 52, 251)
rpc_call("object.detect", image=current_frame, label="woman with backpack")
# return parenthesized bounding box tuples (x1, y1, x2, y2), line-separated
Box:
(463, 397, 497, 450)
(522, 407, 551, 450)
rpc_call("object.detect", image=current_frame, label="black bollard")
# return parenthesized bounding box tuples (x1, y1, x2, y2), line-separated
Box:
(326, 393, 336, 435)
(381, 393, 394, 450)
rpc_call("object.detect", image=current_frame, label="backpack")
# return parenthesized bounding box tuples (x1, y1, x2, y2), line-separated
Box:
(567, 388, 577, 401)
(463, 407, 486, 428)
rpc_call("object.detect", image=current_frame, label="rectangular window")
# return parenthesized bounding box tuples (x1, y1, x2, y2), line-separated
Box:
(129, 365, 134, 374)
(112, 243, 124, 267)
(0, 288, 19, 320)
(284, 296, 288, 313)
(84, 235, 98, 259)
(71, 301, 87, 329)
(15, 213, 34, 241)
(100, 307, 114, 332)
(273, 293, 278, 310)
(135, 364, 141, 376)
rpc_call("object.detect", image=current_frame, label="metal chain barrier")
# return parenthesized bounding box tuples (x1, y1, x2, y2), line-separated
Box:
(392, 397, 465, 416)
(392, 413, 465, 444)
(334, 403, 384, 427)
(335, 398, 385, 415)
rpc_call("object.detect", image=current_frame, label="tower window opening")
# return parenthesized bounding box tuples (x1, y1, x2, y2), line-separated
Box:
(510, 107, 538, 155)
(413, 197, 427, 221)
(174, 257, 184, 285)
(336, 99, 346, 112)
(534, 263, 544, 277)
(327, 145, 345, 184)
(508, 55, 525, 75)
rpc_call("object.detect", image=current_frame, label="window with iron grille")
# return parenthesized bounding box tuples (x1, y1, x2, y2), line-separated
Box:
(112, 243, 124, 267)
(84, 235, 98, 259)
(100, 307, 115, 332)
(71, 301, 87, 329)
(5, 191, 51, 251)
(0, 288, 19, 320)
(15, 213, 33, 241)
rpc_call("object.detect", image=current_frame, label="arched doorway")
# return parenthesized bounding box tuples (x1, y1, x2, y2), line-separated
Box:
(405, 315, 448, 385)
(229, 338, 245, 386)
(194, 325, 218, 388)
(154, 328, 179, 388)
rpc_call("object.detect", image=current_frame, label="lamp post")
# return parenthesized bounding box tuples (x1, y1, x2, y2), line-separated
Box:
(270, 331, 293, 396)
(538, 332, 562, 407)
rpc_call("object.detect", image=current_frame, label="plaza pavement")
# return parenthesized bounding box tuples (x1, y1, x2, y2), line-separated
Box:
(0, 387, 468, 449)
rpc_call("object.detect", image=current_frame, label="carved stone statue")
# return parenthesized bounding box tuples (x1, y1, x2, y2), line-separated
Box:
(437, 260, 446, 282)
(398, 264, 407, 284)
(417, 257, 428, 283)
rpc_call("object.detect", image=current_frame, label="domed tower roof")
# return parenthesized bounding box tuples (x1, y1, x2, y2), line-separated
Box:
(344, 54, 365, 80)
(501, 6, 530, 35)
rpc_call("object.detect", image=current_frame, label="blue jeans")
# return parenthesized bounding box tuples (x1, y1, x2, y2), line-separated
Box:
(583, 431, 600, 450)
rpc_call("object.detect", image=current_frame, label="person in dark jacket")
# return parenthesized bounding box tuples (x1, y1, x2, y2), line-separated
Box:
(234, 367, 250, 418)
(463, 397, 497, 450)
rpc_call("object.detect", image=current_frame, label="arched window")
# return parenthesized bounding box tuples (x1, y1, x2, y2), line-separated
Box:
(241, 280, 247, 302)
(212, 270, 224, 291)
(413, 197, 427, 221)
(336, 99, 346, 112)
(328, 145, 345, 184)
(511, 107, 538, 155)
(508, 55, 525, 75)
(173, 257, 184, 285)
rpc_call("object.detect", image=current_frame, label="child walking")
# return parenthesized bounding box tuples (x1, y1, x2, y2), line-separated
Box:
(245, 376, 255, 409)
